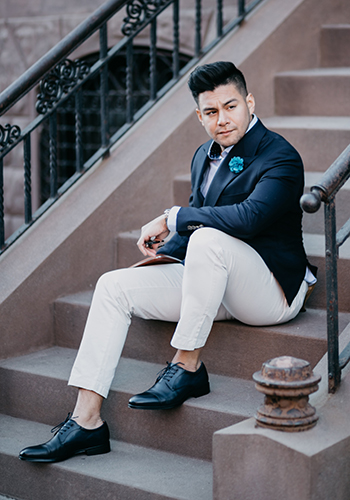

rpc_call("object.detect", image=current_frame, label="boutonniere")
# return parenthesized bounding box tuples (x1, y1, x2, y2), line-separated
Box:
(229, 156, 244, 173)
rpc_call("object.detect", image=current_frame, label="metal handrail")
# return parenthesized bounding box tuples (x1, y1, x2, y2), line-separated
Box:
(0, 0, 125, 116)
(0, 0, 263, 254)
(300, 144, 350, 393)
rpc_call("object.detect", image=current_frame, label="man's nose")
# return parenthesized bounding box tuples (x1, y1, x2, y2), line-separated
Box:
(217, 108, 229, 125)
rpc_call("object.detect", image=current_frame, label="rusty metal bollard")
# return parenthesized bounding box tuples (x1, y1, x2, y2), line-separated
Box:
(253, 356, 321, 432)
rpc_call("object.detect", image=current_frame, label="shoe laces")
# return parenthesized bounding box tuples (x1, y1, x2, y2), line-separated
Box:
(156, 362, 183, 383)
(51, 412, 73, 435)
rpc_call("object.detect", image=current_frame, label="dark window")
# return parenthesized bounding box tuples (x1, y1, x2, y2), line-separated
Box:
(39, 47, 191, 203)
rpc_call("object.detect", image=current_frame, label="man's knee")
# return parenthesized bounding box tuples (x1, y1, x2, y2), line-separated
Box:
(95, 269, 128, 298)
(96, 270, 115, 290)
(184, 228, 225, 266)
(188, 227, 219, 249)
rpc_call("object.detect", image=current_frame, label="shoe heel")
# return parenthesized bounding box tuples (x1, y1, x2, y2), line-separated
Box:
(193, 383, 210, 398)
(85, 442, 111, 456)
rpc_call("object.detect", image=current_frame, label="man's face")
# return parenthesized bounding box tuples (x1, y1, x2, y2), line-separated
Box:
(196, 83, 255, 151)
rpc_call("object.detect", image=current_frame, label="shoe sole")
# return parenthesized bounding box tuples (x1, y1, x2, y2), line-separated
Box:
(18, 442, 111, 463)
(128, 386, 210, 410)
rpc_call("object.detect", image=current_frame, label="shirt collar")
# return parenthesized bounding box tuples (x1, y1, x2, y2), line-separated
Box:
(208, 114, 258, 160)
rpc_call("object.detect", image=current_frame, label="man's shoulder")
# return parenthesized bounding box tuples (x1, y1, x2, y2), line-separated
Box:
(257, 120, 302, 160)
(263, 126, 292, 146)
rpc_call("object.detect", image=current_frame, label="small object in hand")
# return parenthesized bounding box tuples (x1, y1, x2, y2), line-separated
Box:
(145, 237, 164, 248)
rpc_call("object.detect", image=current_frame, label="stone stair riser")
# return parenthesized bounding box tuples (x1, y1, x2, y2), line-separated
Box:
(0, 367, 239, 461)
(306, 256, 350, 312)
(275, 72, 350, 116)
(263, 125, 350, 173)
(320, 25, 350, 67)
(0, 414, 213, 500)
(54, 294, 338, 378)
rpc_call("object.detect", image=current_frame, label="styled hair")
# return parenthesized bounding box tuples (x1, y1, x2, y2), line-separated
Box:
(188, 61, 248, 105)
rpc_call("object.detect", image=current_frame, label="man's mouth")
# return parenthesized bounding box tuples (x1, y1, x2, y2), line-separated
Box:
(219, 129, 234, 135)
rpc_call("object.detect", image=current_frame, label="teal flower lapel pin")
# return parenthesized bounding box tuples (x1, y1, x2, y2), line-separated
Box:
(229, 156, 244, 173)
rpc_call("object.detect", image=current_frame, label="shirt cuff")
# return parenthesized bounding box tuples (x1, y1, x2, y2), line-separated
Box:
(304, 266, 317, 285)
(167, 206, 181, 232)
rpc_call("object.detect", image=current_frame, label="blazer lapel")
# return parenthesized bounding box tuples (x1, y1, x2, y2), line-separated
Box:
(203, 120, 266, 207)
(191, 143, 210, 208)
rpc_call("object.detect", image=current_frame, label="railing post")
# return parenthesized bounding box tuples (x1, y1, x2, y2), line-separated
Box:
(23, 135, 32, 224)
(49, 112, 58, 199)
(195, 0, 202, 57)
(238, 0, 245, 17)
(172, 0, 180, 79)
(126, 40, 134, 124)
(217, 0, 223, 37)
(324, 196, 341, 392)
(100, 23, 110, 150)
(75, 89, 84, 172)
(0, 157, 4, 247)
(150, 19, 157, 101)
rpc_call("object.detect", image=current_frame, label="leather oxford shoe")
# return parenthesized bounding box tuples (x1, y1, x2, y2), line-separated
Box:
(128, 361, 210, 410)
(19, 414, 110, 463)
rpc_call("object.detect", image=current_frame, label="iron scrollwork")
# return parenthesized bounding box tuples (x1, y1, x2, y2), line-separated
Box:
(36, 59, 90, 114)
(0, 123, 21, 152)
(122, 0, 167, 36)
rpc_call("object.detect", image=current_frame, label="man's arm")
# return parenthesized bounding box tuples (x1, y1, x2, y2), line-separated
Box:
(176, 149, 304, 240)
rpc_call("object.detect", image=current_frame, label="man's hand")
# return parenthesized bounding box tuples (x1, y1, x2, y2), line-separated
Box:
(137, 214, 170, 257)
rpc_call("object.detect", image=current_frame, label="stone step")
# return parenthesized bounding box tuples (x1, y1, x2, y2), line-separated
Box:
(54, 287, 350, 371)
(320, 24, 350, 67)
(274, 68, 350, 116)
(171, 170, 350, 235)
(302, 171, 350, 235)
(262, 116, 350, 172)
(303, 233, 350, 311)
(0, 414, 212, 500)
(0, 348, 261, 461)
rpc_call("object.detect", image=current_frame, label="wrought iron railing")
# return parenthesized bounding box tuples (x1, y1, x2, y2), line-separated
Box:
(301, 145, 350, 393)
(0, 0, 263, 253)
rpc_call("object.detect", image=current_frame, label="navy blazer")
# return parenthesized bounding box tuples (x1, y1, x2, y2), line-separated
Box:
(160, 119, 311, 305)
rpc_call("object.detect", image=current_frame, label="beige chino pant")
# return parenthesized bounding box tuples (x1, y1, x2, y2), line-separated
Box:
(69, 228, 308, 398)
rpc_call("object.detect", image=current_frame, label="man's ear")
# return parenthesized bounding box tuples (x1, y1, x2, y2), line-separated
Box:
(246, 93, 255, 115)
(196, 108, 204, 126)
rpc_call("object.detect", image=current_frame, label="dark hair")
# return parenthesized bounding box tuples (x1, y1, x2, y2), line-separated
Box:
(188, 61, 248, 105)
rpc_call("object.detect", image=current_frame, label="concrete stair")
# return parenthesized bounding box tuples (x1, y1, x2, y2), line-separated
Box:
(262, 116, 350, 173)
(52, 295, 350, 378)
(0, 348, 262, 460)
(0, 416, 212, 500)
(1, 17, 350, 500)
(320, 24, 350, 68)
(274, 68, 350, 117)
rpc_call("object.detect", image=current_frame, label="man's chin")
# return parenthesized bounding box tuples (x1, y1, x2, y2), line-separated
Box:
(217, 136, 241, 149)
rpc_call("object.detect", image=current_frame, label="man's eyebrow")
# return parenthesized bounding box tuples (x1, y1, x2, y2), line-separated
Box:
(224, 98, 239, 106)
(202, 98, 238, 112)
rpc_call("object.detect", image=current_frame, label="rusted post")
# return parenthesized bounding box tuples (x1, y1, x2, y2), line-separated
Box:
(253, 356, 321, 432)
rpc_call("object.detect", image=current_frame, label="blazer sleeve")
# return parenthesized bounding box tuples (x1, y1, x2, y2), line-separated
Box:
(175, 145, 304, 240)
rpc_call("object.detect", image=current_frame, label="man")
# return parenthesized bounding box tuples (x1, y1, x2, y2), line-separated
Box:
(19, 61, 316, 463)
